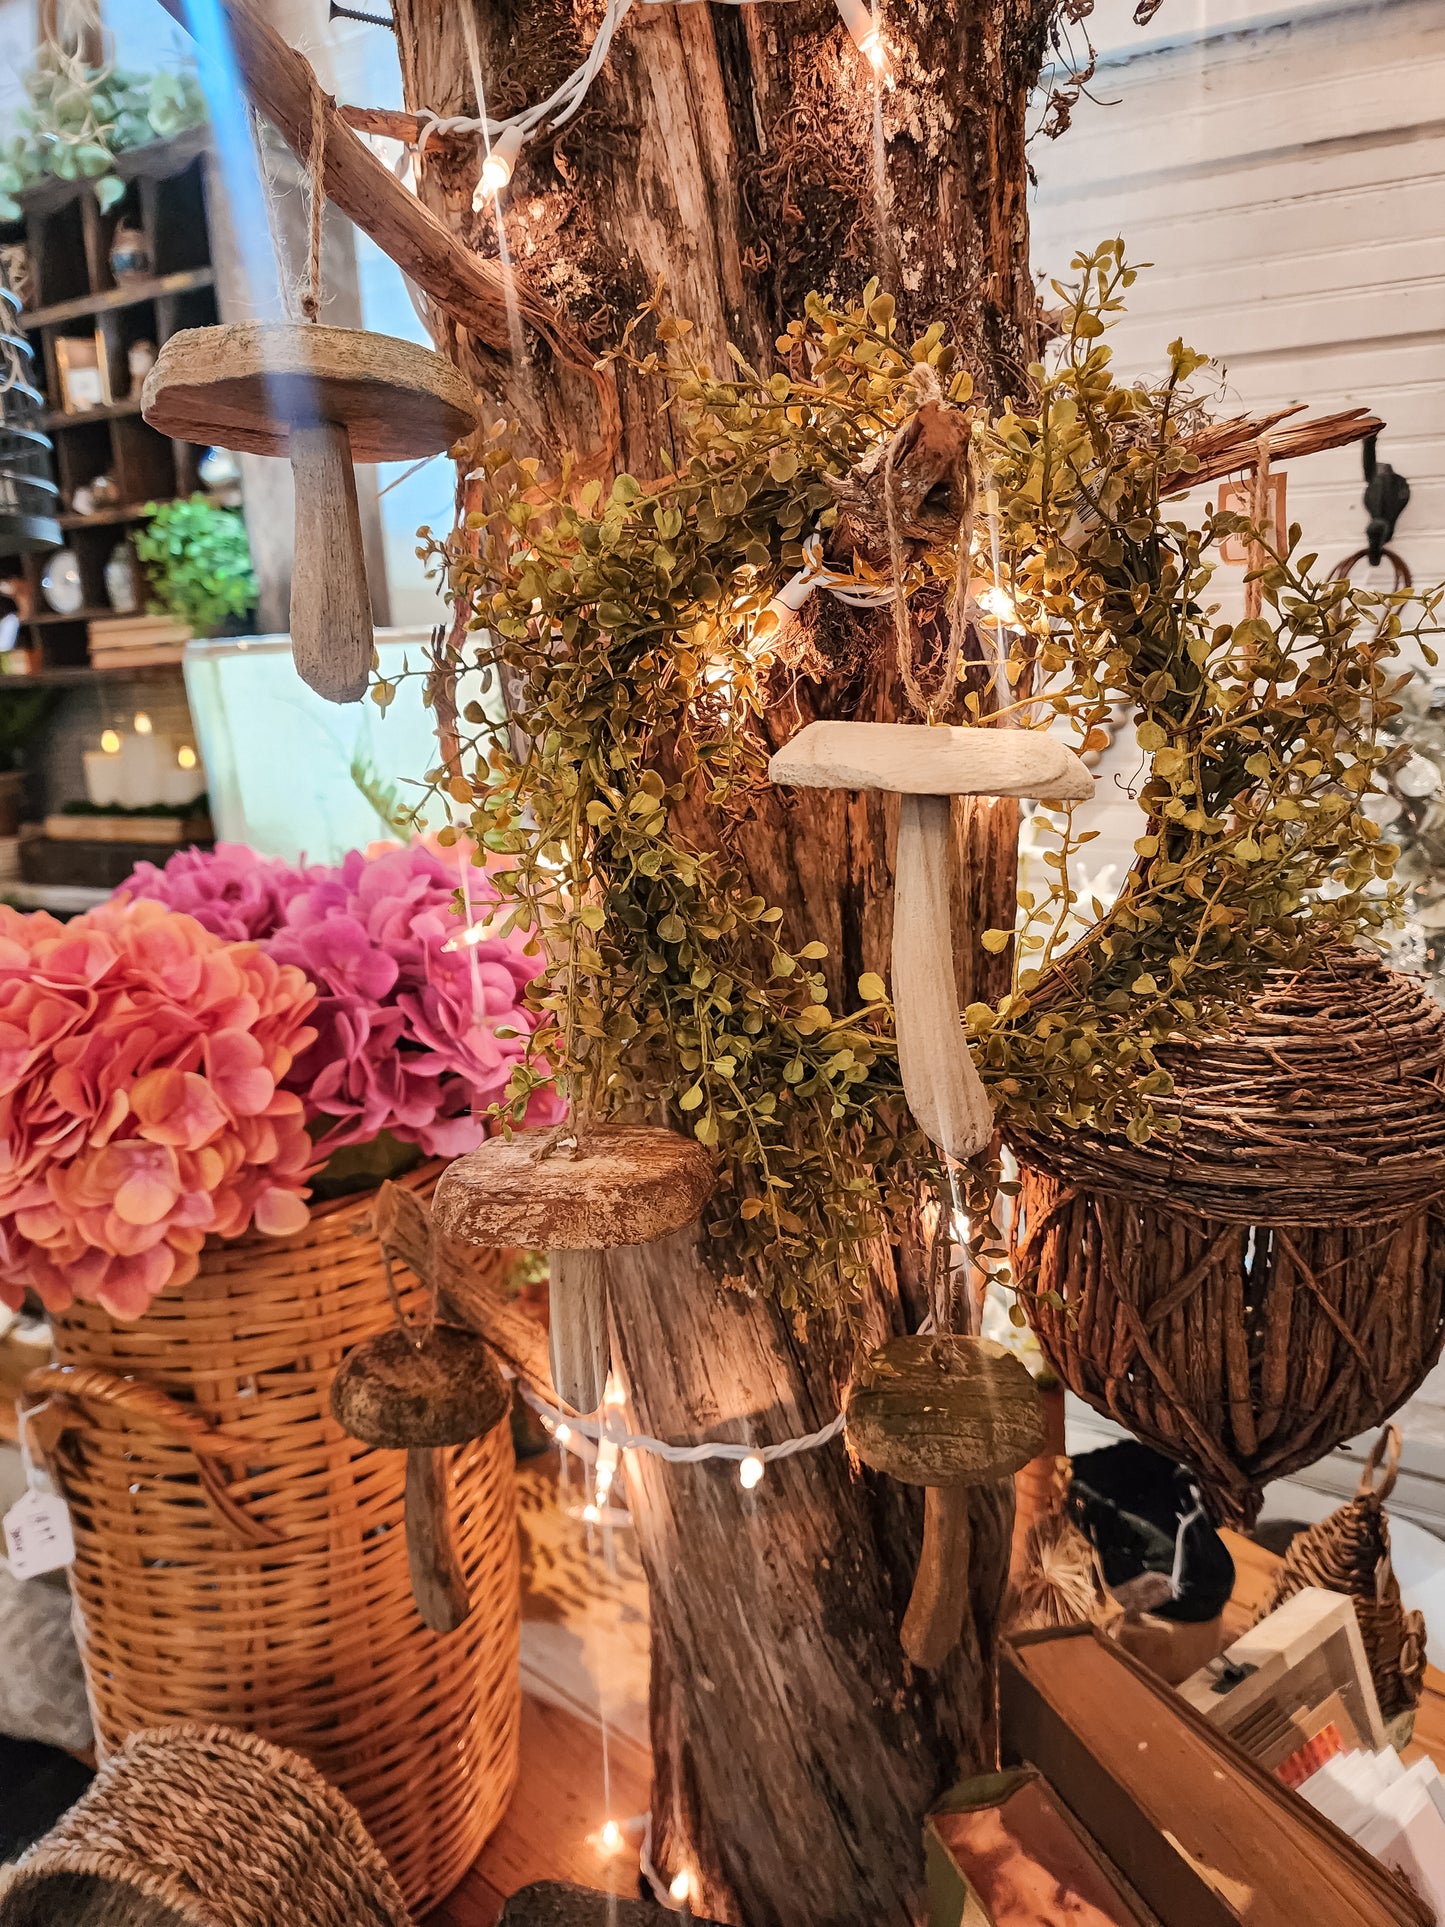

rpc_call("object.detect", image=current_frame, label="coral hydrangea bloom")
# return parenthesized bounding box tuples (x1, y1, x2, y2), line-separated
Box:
(0, 899, 316, 1319)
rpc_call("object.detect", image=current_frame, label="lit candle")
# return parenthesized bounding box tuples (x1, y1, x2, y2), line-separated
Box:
(83, 738, 123, 808)
(111, 726, 172, 807)
(159, 745, 205, 810)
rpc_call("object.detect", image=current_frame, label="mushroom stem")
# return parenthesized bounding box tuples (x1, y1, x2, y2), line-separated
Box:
(900, 1485, 971, 1669)
(404, 1445, 472, 1633)
(893, 792, 995, 1161)
(288, 419, 373, 705)
(548, 1247, 611, 1416)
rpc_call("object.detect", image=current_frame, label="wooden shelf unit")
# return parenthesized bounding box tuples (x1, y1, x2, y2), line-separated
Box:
(1, 139, 220, 679)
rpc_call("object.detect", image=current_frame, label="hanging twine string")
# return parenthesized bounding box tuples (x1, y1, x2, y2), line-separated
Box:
(880, 363, 977, 724)
(1242, 432, 1273, 625)
(300, 74, 330, 323)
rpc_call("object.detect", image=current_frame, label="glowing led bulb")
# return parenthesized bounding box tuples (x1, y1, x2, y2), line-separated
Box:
(582, 1502, 601, 1524)
(834, 0, 886, 70)
(599, 1818, 624, 1856)
(133, 711, 153, 736)
(739, 1453, 765, 1490)
(177, 745, 198, 770)
(554, 1422, 571, 1446)
(473, 123, 524, 206)
(670, 1870, 693, 1904)
(100, 729, 121, 754)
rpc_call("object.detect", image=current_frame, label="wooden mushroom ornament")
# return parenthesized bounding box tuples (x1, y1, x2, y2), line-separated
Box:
(847, 1334, 1046, 1667)
(769, 723, 1092, 1160)
(432, 1125, 715, 1417)
(142, 322, 475, 704)
(332, 1321, 508, 1633)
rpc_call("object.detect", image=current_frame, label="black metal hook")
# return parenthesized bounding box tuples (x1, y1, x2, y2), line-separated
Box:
(329, 1, 396, 28)
(1361, 434, 1410, 568)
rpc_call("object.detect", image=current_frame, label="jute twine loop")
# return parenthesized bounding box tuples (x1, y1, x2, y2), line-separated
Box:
(880, 362, 977, 723)
(0, 1722, 414, 1927)
(300, 73, 330, 323)
(1242, 432, 1273, 626)
(1255, 1424, 1427, 1721)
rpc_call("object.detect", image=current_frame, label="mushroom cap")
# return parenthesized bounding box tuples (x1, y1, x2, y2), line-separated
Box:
(845, 1334, 1046, 1487)
(433, 1124, 716, 1251)
(768, 722, 1093, 803)
(330, 1324, 508, 1448)
(142, 321, 476, 462)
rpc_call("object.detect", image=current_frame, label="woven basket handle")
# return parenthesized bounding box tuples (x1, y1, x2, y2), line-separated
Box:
(24, 1364, 286, 1551)
(1357, 1423, 1403, 1505)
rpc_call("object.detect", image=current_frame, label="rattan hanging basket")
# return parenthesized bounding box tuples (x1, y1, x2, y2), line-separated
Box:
(27, 1169, 520, 1917)
(1011, 950, 1445, 1528)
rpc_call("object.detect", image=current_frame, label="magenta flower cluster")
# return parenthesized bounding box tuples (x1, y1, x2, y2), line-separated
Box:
(126, 838, 555, 1159)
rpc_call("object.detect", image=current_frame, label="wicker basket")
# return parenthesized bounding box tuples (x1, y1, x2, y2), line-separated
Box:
(27, 1171, 520, 1916)
(1011, 951, 1445, 1527)
(0, 1721, 413, 1926)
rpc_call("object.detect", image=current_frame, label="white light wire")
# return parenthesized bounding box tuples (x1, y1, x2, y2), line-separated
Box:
(519, 1379, 846, 1466)
(383, 0, 876, 178)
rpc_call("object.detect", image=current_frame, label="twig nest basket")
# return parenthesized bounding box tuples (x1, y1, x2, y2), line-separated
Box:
(1256, 1425, 1426, 1739)
(0, 1722, 412, 1927)
(1011, 951, 1445, 1527)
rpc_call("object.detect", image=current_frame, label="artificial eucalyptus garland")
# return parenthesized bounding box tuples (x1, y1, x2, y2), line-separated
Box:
(412, 242, 1441, 1316)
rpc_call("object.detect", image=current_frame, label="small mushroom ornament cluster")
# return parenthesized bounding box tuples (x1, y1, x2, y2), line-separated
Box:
(774, 717, 1091, 1666)
(329, 707, 1086, 1665)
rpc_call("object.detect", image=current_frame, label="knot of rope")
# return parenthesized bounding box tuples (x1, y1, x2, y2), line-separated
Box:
(880, 365, 978, 724)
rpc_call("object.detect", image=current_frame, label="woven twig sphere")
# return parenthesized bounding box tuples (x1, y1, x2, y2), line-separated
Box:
(1012, 951, 1445, 1526)
(1018, 949, 1445, 1225)
(0, 1723, 412, 1927)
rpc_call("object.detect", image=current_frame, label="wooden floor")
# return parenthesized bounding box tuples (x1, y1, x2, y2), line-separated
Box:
(423, 1509, 1445, 1925)
(426, 1695, 651, 1926)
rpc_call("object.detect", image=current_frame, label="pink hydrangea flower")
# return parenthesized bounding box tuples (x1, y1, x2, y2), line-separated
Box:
(268, 839, 557, 1156)
(122, 836, 558, 1161)
(124, 842, 315, 942)
(0, 899, 317, 1319)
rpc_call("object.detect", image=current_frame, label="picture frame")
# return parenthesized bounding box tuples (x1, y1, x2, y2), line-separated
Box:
(54, 331, 109, 412)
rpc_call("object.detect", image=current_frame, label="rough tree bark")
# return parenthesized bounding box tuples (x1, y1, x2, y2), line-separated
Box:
(383, 5, 1057, 1923)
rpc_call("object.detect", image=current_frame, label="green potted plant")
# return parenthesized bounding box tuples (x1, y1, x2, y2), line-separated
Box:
(132, 494, 259, 638)
(0, 54, 206, 221)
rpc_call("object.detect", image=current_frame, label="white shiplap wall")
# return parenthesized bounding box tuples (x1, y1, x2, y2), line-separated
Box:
(1032, 1, 1445, 1508)
(1030, 0, 1445, 586)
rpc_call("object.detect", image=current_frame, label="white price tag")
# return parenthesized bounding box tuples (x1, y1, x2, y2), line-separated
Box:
(3, 1486, 76, 1580)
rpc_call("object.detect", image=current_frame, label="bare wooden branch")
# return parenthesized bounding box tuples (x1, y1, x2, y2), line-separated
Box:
(153, 0, 530, 352)
(1173, 405, 1383, 494)
(339, 104, 443, 145)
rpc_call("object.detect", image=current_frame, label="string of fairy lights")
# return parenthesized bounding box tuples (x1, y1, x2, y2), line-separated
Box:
(381, 9, 951, 1908)
(386, 0, 885, 206)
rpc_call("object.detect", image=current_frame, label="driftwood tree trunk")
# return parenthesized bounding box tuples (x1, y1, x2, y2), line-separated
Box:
(383, 4, 1054, 1921)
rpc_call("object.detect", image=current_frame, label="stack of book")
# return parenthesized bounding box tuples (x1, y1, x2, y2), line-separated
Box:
(1298, 1749, 1445, 1918)
(88, 613, 191, 669)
